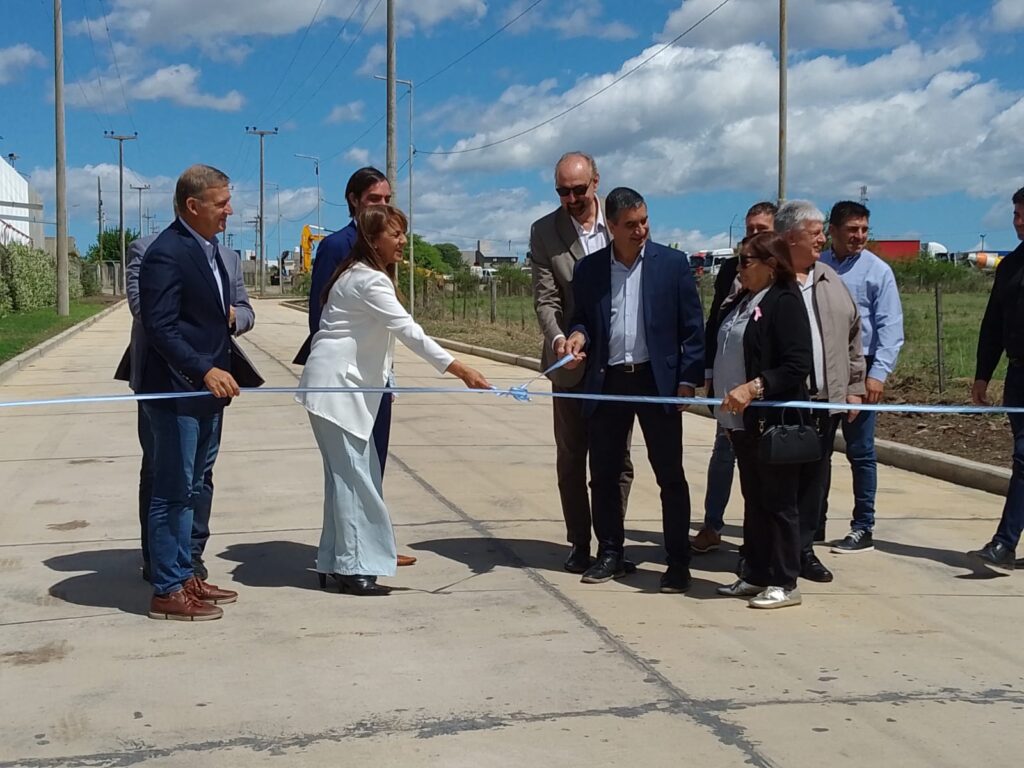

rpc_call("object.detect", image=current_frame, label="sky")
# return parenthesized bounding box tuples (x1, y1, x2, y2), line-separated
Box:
(3, 0, 1024, 260)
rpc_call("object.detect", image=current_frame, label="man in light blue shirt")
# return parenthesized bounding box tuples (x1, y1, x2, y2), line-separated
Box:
(819, 201, 904, 554)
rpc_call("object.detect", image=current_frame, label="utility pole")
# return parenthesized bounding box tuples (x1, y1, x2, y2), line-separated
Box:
(728, 212, 738, 249)
(294, 154, 321, 233)
(385, 0, 397, 190)
(96, 176, 103, 253)
(859, 185, 869, 205)
(777, 0, 788, 205)
(54, 0, 69, 316)
(143, 209, 154, 234)
(267, 182, 283, 285)
(104, 130, 137, 294)
(130, 183, 149, 236)
(375, 74, 415, 315)
(245, 126, 277, 296)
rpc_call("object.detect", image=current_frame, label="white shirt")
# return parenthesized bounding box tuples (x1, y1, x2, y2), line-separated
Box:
(572, 203, 609, 256)
(799, 266, 827, 399)
(179, 217, 225, 312)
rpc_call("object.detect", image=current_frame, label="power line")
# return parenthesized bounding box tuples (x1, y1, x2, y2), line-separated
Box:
(281, 0, 384, 125)
(95, 0, 138, 133)
(266, 0, 369, 122)
(418, 0, 733, 156)
(254, 0, 327, 123)
(418, 0, 545, 88)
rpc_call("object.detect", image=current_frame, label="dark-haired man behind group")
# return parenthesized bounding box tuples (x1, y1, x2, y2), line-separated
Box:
(692, 201, 776, 554)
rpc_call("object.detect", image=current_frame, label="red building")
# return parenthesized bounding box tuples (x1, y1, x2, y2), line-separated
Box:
(870, 239, 921, 262)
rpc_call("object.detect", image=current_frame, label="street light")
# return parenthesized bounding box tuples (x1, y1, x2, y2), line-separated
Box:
(980, 233, 987, 251)
(728, 212, 739, 248)
(294, 153, 320, 234)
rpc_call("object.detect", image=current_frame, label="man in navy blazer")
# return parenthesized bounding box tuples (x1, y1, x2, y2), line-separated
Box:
(138, 164, 243, 621)
(117, 226, 254, 582)
(565, 187, 704, 593)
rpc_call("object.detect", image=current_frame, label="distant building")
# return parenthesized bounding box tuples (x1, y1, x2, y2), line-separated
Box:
(0, 154, 44, 249)
(458, 239, 518, 269)
(45, 235, 79, 258)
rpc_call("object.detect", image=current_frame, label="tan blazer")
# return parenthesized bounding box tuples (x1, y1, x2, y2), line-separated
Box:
(529, 198, 603, 387)
(296, 263, 453, 440)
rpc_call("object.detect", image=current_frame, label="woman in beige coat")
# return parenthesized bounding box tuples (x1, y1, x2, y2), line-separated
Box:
(297, 205, 490, 595)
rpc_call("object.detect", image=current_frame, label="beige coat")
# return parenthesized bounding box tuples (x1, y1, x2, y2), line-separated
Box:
(529, 199, 604, 387)
(809, 261, 867, 407)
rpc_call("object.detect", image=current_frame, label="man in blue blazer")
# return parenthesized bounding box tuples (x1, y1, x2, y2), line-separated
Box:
(138, 164, 244, 621)
(564, 187, 704, 593)
(117, 226, 255, 582)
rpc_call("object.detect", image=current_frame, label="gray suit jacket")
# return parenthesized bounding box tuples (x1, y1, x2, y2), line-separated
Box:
(530, 199, 604, 388)
(117, 232, 255, 391)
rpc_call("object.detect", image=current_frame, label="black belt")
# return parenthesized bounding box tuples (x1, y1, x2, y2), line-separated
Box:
(608, 361, 650, 374)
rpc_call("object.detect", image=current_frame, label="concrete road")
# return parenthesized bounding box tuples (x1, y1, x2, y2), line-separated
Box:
(1, 301, 1021, 768)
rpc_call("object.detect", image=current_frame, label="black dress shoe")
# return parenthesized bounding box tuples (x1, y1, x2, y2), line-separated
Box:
(564, 545, 593, 574)
(335, 574, 391, 596)
(581, 553, 626, 584)
(970, 541, 1016, 570)
(659, 566, 692, 594)
(191, 557, 208, 581)
(801, 554, 834, 583)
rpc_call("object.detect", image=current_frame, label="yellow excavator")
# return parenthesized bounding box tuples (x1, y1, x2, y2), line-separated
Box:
(299, 224, 328, 272)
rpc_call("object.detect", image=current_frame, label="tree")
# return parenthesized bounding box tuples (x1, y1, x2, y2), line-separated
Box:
(84, 227, 141, 262)
(435, 242, 464, 271)
(402, 233, 451, 274)
(496, 262, 530, 295)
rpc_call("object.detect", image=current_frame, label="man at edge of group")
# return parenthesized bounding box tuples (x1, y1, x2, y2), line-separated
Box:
(138, 164, 242, 621)
(970, 185, 1024, 570)
(819, 201, 904, 554)
(564, 187, 704, 594)
(298, 167, 416, 568)
(530, 151, 634, 574)
(118, 224, 254, 583)
(692, 201, 777, 554)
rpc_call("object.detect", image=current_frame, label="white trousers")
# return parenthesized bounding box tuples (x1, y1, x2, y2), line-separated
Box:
(308, 412, 397, 577)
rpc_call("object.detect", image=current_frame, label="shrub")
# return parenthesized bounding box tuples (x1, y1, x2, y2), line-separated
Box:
(0, 242, 54, 311)
(891, 258, 993, 293)
(292, 271, 311, 297)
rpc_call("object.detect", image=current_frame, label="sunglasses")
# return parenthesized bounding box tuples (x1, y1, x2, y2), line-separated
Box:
(738, 256, 767, 269)
(555, 181, 591, 198)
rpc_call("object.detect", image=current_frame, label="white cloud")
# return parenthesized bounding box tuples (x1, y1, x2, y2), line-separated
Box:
(356, 43, 387, 77)
(67, 63, 244, 112)
(992, 0, 1024, 29)
(426, 39, 1024, 205)
(344, 147, 371, 165)
(505, 0, 637, 41)
(325, 100, 365, 124)
(660, 0, 907, 50)
(0, 44, 46, 85)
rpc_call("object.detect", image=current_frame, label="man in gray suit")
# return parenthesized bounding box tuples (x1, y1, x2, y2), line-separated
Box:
(117, 228, 254, 581)
(530, 151, 633, 573)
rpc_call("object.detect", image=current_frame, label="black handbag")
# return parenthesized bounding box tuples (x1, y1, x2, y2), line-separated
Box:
(758, 408, 821, 465)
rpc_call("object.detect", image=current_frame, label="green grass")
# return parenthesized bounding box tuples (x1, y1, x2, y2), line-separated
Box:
(0, 298, 114, 365)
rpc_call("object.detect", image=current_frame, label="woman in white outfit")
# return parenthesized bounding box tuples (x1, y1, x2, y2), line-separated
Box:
(297, 205, 491, 596)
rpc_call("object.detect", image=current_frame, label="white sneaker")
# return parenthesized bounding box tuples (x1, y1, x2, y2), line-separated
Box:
(716, 579, 761, 597)
(748, 585, 802, 609)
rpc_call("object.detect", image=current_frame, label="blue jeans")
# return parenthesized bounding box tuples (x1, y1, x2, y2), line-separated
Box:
(995, 365, 1024, 549)
(138, 405, 219, 567)
(841, 409, 878, 532)
(143, 403, 222, 595)
(703, 426, 735, 531)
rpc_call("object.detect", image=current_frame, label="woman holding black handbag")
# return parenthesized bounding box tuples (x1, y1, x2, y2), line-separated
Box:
(708, 232, 814, 609)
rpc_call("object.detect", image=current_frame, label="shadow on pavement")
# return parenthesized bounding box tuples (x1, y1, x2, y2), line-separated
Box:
(410, 536, 723, 599)
(873, 538, 1011, 580)
(44, 548, 150, 615)
(218, 540, 319, 590)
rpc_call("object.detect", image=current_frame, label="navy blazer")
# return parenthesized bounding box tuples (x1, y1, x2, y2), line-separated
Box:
(308, 221, 357, 335)
(569, 240, 705, 415)
(138, 219, 233, 416)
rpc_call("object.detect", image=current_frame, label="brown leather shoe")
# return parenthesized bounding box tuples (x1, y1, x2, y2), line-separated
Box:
(184, 576, 238, 605)
(397, 554, 417, 566)
(149, 589, 223, 621)
(690, 527, 722, 553)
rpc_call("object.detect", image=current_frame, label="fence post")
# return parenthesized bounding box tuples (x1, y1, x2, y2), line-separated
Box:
(489, 279, 497, 324)
(935, 281, 945, 393)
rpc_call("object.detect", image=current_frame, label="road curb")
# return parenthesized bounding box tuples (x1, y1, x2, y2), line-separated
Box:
(0, 299, 127, 386)
(436, 336, 1011, 499)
